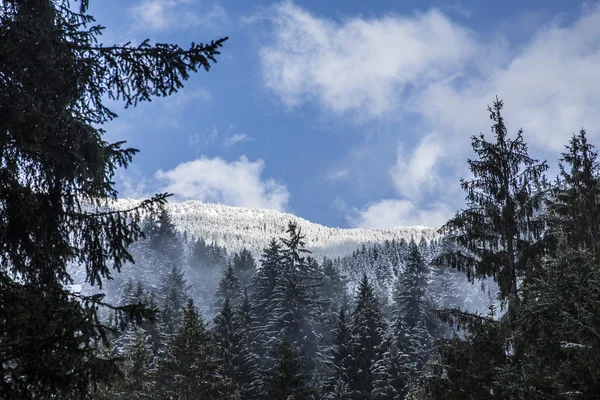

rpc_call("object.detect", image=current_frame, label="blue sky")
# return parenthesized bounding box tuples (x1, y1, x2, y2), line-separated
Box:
(91, 0, 600, 228)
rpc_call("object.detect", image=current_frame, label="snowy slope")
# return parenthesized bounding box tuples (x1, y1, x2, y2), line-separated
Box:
(114, 199, 441, 258)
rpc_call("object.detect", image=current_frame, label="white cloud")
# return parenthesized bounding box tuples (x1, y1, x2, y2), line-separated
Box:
(389, 132, 444, 201)
(130, 0, 227, 32)
(257, 2, 600, 227)
(326, 169, 350, 181)
(257, 2, 477, 119)
(258, 2, 600, 151)
(155, 156, 290, 210)
(413, 3, 600, 152)
(349, 199, 452, 229)
(223, 133, 250, 148)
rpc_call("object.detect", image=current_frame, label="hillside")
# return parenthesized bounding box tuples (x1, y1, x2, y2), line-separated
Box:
(115, 199, 441, 258)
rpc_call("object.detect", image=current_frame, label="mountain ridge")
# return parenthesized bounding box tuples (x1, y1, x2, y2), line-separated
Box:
(115, 199, 442, 258)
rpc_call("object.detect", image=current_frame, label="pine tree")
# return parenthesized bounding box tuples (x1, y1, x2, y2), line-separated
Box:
(435, 98, 548, 316)
(213, 297, 259, 400)
(145, 209, 182, 265)
(215, 262, 242, 308)
(236, 290, 261, 400)
(393, 241, 433, 372)
(252, 238, 282, 326)
(371, 335, 408, 400)
(263, 335, 312, 400)
(238, 289, 260, 357)
(422, 98, 548, 399)
(263, 222, 323, 390)
(113, 329, 154, 400)
(159, 264, 189, 339)
(0, 1, 226, 396)
(396, 241, 430, 331)
(154, 299, 224, 399)
(322, 257, 349, 337)
(546, 129, 600, 259)
(233, 248, 257, 289)
(324, 307, 354, 398)
(511, 131, 600, 399)
(350, 275, 386, 399)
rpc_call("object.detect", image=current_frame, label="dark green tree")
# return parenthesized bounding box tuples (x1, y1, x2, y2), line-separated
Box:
(324, 307, 354, 398)
(113, 329, 154, 400)
(423, 98, 548, 398)
(144, 209, 182, 265)
(393, 241, 433, 372)
(233, 248, 257, 289)
(350, 275, 386, 399)
(546, 129, 600, 259)
(154, 299, 224, 399)
(435, 98, 548, 316)
(371, 335, 408, 400)
(511, 131, 600, 399)
(213, 297, 259, 400)
(0, 0, 226, 397)
(215, 262, 242, 308)
(159, 264, 189, 339)
(252, 238, 282, 329)
(263, 334, 312, 400)
(263, 222, 323, 390)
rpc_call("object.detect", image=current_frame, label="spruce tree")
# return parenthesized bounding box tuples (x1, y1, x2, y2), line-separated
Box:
(159, 264, 189, 339)
(0, 1, 226, 396)
(435, 98, 548, 316)
(252, 238, 282, 326)
(213, 297, 259, 400)
(393, 241, 433, 373)
(113, 329, 154, 400)
(236, 290, 261, 400)
(371, 335, 407, 400)
(263, 222, 323, 389)
(324, 307, 354, 398)
(350, 275, 386, 399)
(145, 209, 183, 266)
(233, 248, 257, 289)
(546, 129, 600, 259)
(512, 131, 600, 399)
(423, 98, 548, 398)
(263, 334, 312, 400)
(215, 262, 242, 308)
(154, 299, 224, 399)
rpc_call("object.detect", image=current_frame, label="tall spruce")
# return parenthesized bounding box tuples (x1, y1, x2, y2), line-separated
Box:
(513, 131, 600, 398)
(350, 275, 387, 399)
(233, 248, 257, 289)
(546, 129, 600, 259)
(113, 329, 154, 400)
(0, 1, 226, 396)
(422, 99, 548, 398)
(324, 307, 354, 398)
(215, 262, 242, 308)
(263, 334, 312, 400)
(144, 209, 182, 265)
(264, 221, 323, 390)
(393, 240, 432, 372)
(154, 299, 224, 399)
(213, 297, 259, 400)
(159, 264, 189, 339)
(252, 238, 282, 327)
(371, 335, 408, 400)
(435, 98, 548, 315)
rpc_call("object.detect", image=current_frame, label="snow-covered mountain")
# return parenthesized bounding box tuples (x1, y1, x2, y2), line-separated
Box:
(115, 199, 441, 258)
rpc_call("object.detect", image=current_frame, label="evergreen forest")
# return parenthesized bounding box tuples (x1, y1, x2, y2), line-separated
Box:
(2, 1, 600, 399)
